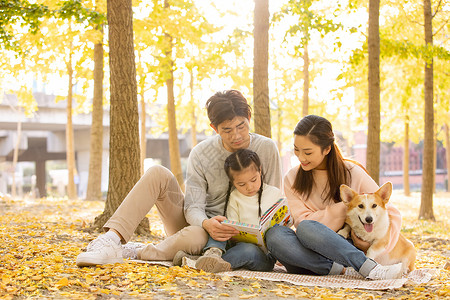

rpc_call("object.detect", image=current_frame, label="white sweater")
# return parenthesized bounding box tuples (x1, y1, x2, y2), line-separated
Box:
(226, 184, 282, 225)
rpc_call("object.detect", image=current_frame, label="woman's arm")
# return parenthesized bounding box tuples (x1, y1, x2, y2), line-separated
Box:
(284, 169, 347, 231)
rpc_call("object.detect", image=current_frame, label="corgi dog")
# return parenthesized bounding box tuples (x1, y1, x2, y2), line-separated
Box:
(337, 182, 416, 273)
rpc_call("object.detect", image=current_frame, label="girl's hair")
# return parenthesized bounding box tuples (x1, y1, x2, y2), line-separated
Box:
(223, 149, 264, 217)
(206, 90, 252, 128)
(293, 115, 351, 203)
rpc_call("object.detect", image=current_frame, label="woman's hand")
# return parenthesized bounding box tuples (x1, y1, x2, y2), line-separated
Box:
(202, 216, 240, 241)
(351, 230, 371, 253)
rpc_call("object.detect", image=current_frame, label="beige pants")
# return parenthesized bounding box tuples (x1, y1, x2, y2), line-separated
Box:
(104, 165, 208, 261)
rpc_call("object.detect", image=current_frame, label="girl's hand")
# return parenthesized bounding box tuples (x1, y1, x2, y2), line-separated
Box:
(202, 216, 240, 241)
(351, 230, 371, 253)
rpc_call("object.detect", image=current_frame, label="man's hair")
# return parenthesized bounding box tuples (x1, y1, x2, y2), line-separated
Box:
(206, 90, 252, 127)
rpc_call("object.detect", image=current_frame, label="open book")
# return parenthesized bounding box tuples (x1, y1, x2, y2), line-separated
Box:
(221, 198, 293, 253)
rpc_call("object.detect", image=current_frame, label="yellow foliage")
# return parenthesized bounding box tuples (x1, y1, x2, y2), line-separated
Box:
(0, 193, 448, 299)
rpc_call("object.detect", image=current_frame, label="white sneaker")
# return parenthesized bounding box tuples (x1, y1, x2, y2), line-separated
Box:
(122, 242, 146, 260)
(76, 235, 123, 267)
(366, 263, 403, 280)
(344, 267, 364, 278)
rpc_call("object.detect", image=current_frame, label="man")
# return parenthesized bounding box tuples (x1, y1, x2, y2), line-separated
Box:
(76, 90, 282, 271)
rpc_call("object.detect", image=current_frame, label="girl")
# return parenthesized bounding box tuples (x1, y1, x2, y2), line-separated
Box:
(265, 115, 404, 280)
(183, 149, 281, 273)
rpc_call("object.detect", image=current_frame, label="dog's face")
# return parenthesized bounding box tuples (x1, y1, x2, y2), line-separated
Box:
(340, 182, 393, 233)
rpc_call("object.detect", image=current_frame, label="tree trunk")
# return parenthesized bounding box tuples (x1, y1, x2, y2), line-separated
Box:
(86, 27, 104, 201)
(189, 69, 197, 147)
(433, 102, 437, 193)
(276, 98, 282, 151)
(66, 41, 77, 200)
(419, 0, 435, 220)
(164, 0, 184, 190)
(366, 0, 381, 184)
(253, 0, 271, 138)
(166, 67, 184, 190)
(140, 90, 146, 176)
(94, 0, 150, 235)
(403, 115, 410, 196)
(444, 122, 450, 192)
(11, 119, 22, 199)
(303, 42, 310, 117)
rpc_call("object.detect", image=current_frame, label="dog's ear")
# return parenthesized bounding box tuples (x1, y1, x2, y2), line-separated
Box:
(376, 182, 393, 204)
(340, 184, 357, 203)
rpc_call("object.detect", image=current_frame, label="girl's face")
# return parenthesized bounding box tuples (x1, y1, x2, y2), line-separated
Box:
(231, 164, 262, 197)
(294, 135, 331, 171)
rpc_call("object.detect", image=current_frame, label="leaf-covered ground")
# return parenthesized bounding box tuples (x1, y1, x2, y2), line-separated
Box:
(0, 191, 449, 299)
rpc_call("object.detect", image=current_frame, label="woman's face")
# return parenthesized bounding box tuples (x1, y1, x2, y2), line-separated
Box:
(231, 164, 262, 197)
(293, 135, 331, 171)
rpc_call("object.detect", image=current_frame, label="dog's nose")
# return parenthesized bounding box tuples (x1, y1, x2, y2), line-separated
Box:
(365, 216, 373, 224)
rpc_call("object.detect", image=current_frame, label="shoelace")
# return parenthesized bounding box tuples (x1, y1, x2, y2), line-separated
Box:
(371, 266, 389, 279)
(87, 235, 113, 251)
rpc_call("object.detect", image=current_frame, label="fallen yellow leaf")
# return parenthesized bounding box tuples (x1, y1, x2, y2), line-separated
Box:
(239, 294, 259, 299)
(2, 275, 11, 284)
(56, 277, 69, 288)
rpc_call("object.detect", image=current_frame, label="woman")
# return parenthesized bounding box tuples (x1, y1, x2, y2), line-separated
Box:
(265, 115, 403, 280)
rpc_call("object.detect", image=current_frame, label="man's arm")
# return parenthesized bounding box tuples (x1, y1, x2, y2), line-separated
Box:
(184, 148, 209, 227)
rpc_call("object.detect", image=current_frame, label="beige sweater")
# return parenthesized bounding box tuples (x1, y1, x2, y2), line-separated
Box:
(284, 161, 401, 255)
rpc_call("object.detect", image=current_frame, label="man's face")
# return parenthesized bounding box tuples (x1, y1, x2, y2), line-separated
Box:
(213, 116, 251, 152)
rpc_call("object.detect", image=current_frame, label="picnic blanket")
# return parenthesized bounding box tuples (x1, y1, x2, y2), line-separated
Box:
(131, 260, 436, 290)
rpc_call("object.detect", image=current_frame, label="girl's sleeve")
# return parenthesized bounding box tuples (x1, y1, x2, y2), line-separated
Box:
(284, 172, 347, 231)
(226, 192, 240, 222)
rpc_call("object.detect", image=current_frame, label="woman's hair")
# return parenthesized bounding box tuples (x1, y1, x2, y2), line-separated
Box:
(223, 149, 264, 217)
(206, 90, 252, 128)
(292, 115, 351, 203)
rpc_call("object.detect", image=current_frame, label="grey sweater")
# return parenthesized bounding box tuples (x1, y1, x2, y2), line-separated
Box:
(184, 133, 282, 226)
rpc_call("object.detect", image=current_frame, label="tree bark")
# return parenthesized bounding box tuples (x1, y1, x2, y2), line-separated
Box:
(164, 0, 184, 190)
(303, 42, 309, 117)
(253, 0, 271, 138)
(86, 26, 104, 201)
(66, 39, 77, 200)
(403, 115, 410, 196)
(12, 119, 22, 199)
(366, 0, 381, 184)
(94, 0, 150, 234)
(419, 0, 435, 220)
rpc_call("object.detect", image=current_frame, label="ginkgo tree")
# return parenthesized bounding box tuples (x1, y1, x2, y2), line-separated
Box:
(132, 0, 219, 189)
(273, 0, 342, 117)
(340, 0, 449, 219)
(31, 16, 100, 200)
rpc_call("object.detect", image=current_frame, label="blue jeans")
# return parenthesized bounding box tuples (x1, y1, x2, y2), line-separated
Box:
(265, 220, 377, 276)
(204, 236, 275, 271)
(204, 236, 227, 252)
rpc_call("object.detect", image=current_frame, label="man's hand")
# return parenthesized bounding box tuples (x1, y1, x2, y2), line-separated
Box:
(202, 216, 240, 241)
(351, 230, 370, 253)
